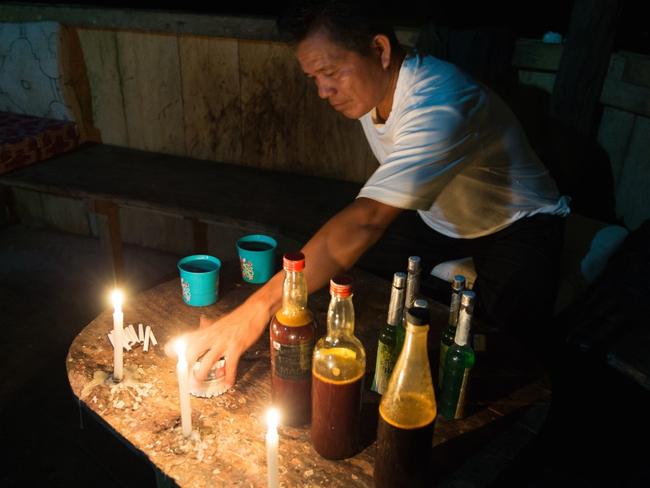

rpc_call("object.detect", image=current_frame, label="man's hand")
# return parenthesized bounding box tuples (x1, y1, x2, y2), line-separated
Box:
(164, 285, 277, 388)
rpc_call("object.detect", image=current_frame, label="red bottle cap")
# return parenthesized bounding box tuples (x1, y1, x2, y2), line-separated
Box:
(330, 275, 353, 297)
(283, 252, 305, 272)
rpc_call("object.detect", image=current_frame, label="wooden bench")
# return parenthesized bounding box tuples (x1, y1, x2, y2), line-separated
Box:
(0, 142, 368, 282)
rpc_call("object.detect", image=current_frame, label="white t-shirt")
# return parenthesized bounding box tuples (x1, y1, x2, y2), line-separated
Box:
(358, 53, 570, 239)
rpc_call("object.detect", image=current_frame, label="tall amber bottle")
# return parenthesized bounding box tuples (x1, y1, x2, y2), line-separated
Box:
(311, 275, 366, 459)
(270, 252, 315, 426)
(375, 306, 437, 488)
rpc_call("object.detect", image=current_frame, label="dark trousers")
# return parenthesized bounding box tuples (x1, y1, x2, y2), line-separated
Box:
(357, 212, 566, 360)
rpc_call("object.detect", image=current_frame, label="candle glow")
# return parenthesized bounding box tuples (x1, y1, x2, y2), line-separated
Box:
(111, 289, 123, 313)
(175, 338, 192, 437)
(266, 407, 280, 488)
(111, 288, 124, 381)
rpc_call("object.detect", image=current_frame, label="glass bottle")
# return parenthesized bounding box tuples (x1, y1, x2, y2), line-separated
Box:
(395, 256, 421, 355)
(269, 252, 316, 426)
(311, 275, 366, 459)
(371, 272, 406, 394)
(375, 306, 437, 488)
(439, 290, 476, 420)
(438, 275, 466, 388)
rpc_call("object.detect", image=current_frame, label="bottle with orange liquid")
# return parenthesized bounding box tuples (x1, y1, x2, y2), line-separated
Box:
(269, 252, 316, 426)
(311, 275, 366, 459)
(374, 305, 437, 488)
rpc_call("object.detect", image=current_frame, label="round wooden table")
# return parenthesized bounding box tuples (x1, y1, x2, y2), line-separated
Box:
(66, 264, 549, 487)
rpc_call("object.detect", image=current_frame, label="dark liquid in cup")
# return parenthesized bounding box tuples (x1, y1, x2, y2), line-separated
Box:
(239, 241, 273, 251)
(270, 313, 315, 426)
(374, 397, 435, 488)
(311, 371, 364, 460)
(180, 260, 218, 273)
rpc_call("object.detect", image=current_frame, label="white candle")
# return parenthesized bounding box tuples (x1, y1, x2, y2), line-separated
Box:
(266, 408, 280, 488)
(175, 339, 192, 437)
(111, 290, 124, 381)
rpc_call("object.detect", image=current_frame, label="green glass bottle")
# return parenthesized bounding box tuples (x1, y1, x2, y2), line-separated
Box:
(395, 256, 421, 355)
(439, 290, 476, 420)
(438, 275, 466, 389)
(371, 272, 406, 394)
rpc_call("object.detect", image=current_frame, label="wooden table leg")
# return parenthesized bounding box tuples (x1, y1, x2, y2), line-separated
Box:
(91, 199, 124, 286)
(192, 217, 208, 254)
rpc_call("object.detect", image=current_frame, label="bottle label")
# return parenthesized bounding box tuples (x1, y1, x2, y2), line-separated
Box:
(454, 367, 471, 419)
(272, 339, 314, 381)
(371, 340, 396, 394)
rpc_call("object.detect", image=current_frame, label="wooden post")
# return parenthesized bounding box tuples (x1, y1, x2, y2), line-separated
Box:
(0, 184, 19, 226)
(92, 199, 124, 286)
(547, 0, 622, 220)
(192, 217, 208, 254)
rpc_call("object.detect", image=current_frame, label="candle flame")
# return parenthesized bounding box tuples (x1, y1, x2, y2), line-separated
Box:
(266, 407, 280, 431)
(175, 338, 187, 362)
(111, 289, 123, 311)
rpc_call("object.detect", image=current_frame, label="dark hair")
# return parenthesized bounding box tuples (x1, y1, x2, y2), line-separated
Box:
(277, 0, 401, 57)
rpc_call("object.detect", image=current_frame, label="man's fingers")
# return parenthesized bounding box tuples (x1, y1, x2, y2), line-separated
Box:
(195, 345, 224, 382)
(224, 348, 241, 389)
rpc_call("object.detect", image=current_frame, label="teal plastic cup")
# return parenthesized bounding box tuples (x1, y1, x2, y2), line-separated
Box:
(236, 234, 277, 284)
(177, 255, 221, 306)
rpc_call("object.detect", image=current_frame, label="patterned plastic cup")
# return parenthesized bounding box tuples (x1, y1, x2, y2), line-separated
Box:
(177, 254, 221, 306)
(236, 234, 277, 284)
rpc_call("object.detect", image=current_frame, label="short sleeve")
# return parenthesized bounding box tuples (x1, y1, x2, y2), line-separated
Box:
(358, 103, 477, 210)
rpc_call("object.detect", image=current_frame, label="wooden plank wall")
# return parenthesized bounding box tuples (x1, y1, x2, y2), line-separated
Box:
(76, 28, 377, 184)
(513, 39, 650, 230)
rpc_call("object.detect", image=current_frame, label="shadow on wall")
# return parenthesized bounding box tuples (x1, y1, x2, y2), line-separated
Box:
(414, 23, 618, 224)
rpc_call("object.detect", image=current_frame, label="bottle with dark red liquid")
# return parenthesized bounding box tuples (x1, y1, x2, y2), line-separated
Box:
(375, 306, 437, 488)
(311, 275, 366, 460)
(270, 252, 316, 426)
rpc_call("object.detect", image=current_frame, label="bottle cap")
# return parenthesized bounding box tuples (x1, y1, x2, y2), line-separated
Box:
(330, 275, 353, 297)
(392, 271, 407, 289)
(283, 252, 305, 272)
(407, 256, 421, 273)
(452, 275, 466, 291)
(461, 290, 476, 309)
(413, 298, 428, 308)
(406, 306, 429, 326)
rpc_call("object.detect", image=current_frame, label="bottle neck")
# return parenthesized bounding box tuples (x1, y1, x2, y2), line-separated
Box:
(454, 308, 472, 346)
(448, 290, 462, 327)
(281, 269, 308, 313)
(402, 323, 429, 360)
(327, 295, 355, 336)
(387, 285, 405, 327)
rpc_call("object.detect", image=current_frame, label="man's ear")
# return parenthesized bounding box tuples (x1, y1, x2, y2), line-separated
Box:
(372, 34, 392, 70)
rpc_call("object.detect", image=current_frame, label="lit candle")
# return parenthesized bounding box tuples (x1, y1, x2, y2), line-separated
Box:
(111, 290, 124, 381)
(175, 339, 192, 437)
(266, 408, 279, 488)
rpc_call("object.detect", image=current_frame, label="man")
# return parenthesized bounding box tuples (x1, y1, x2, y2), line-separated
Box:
(176, 1, 569, 386)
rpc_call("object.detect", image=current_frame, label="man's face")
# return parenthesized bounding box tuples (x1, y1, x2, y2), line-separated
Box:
(296, 29, 387, 120)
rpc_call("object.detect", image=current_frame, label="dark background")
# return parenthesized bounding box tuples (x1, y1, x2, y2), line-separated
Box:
(14, 1, 650, 54)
